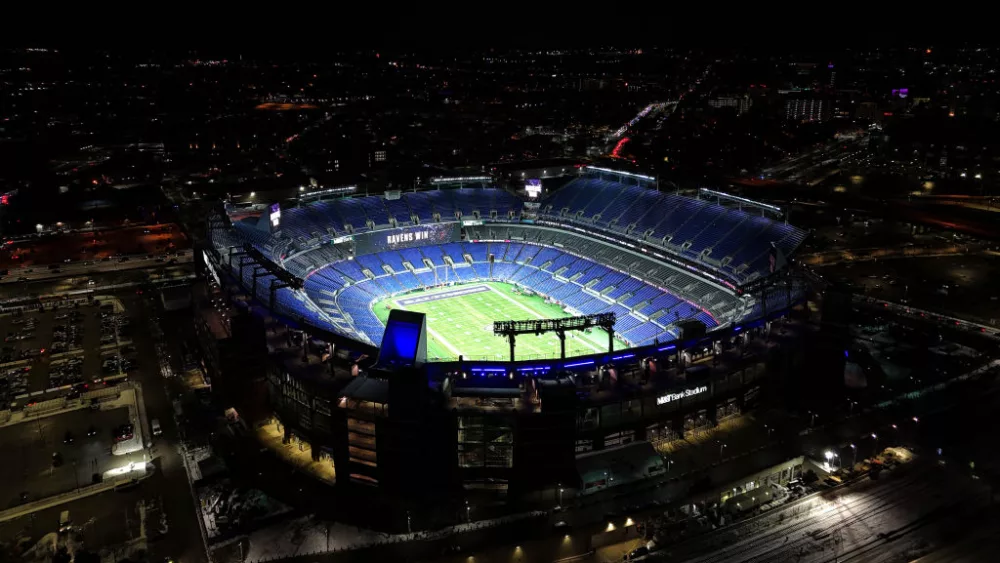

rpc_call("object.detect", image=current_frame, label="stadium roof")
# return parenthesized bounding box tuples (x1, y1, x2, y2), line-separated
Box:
(340, 375, 390, 403)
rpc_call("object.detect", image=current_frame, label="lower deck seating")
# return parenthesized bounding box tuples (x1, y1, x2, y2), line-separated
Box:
(301, 243, 719, 347)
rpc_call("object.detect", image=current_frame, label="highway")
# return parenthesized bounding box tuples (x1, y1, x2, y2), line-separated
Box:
(760, 136, 868, 185)
(1, 251, 192, 285)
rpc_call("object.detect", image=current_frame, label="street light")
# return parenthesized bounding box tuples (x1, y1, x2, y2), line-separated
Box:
(824, 450, 840, 470)
(719, 442, 728, 458)
(871, 433, 880, 457)
(850, 443, 857, 468)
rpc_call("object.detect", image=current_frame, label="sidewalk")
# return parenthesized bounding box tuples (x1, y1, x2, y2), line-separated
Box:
(256, 419, 336, 484)
(0, 383, 126, 429)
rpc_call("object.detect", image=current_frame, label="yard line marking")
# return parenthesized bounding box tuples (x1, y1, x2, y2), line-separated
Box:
(394, 299, 463, 358)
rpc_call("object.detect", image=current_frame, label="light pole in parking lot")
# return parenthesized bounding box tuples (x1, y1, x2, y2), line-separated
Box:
(824, 450, 840, 471)
(850, 443, 857, 469)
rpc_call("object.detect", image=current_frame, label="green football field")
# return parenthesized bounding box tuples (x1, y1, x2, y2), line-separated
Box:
(372, 282, 628, 361)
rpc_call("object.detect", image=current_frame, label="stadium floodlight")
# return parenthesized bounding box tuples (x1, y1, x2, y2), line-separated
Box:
(430, 176, 492, 184)
(699, 188, 783, 214)
(585, 166, 655, 182)
(494, 312, 616, 361)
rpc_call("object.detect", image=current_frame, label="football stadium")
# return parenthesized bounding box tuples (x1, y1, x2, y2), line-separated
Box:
(204, 166, 810, 516)
(207, 167, 803, 358)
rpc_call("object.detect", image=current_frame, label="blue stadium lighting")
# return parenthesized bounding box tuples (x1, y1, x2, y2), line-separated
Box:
(517, 366, 551, 372)
(471, 367, 506, 373)
(585, 166, 655, 182)
(213, 174, 805, 362)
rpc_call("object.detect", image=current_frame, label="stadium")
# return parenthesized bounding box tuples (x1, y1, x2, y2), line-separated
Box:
(204, 166, 809, 519)
(207, 167, 804, 359)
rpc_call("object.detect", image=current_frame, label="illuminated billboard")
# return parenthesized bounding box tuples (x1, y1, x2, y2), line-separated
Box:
(354, 223, 459, 255)
(525, 178, 542, 199)
(269, 203, 281, 229)
(656, 385, 708, 405)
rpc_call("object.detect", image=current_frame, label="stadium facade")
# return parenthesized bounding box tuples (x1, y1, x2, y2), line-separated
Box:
(204, 168, 809, 525)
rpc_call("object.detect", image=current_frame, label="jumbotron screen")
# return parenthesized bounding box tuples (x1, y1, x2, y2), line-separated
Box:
(269, 203, 281, 228)
(525, 178, 543, 199)
(354, 223, 459, 255)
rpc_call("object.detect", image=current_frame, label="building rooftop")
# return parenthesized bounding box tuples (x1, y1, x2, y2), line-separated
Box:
(340, 375, 390, 404)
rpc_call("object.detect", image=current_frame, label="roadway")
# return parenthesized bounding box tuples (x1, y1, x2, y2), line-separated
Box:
(0, 265, 194, 300)
(760, 137, 868, 184)
(663, 460, 986, 563)
(124, 293, 209, 563)
(0, 251, 193, 285)
(1, 224, 186, 269)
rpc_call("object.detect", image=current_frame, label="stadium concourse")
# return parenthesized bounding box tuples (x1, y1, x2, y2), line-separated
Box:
(206, 171, 807, 358)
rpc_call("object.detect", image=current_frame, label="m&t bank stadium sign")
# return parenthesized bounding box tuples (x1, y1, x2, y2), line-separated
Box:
(657, 385, 708, 405)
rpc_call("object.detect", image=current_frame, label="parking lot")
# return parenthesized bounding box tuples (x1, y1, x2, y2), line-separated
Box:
(820, 253, 1000, 325)
(0, 302, 138, 407)
(0, 474, 146, 556)
(0, 406, 133, 510)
